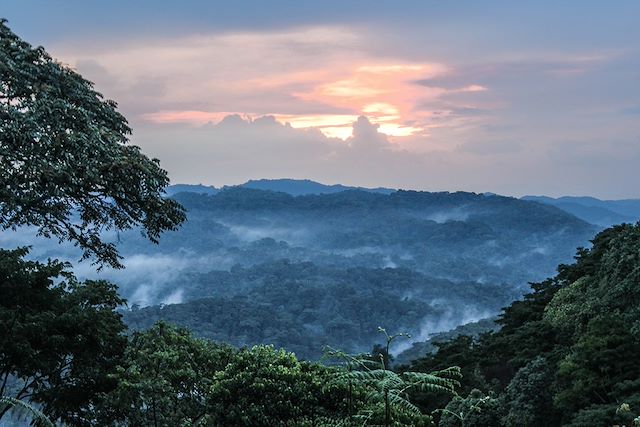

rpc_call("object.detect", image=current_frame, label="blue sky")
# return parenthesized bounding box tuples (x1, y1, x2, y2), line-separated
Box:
(3, 1, 640, 197)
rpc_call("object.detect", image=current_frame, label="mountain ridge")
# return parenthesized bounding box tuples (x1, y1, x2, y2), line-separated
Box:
(165, 180, 640, 228)
(522, 195, 640, 227)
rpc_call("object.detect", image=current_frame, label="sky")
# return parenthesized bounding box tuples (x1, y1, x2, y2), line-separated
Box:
(3, 1, 640, 198)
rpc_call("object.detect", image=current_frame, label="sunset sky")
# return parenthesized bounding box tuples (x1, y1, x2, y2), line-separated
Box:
(4, 1, 640, 197)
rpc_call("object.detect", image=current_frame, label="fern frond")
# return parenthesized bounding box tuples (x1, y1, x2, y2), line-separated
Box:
(411, 381, 459, 395)
(387, 391, 422, 415)
(379, 375, 404, 393)
(316, 411, 375, 427)
(0, 396, 54, 427)
(432, 366, 463, 380)
(342, 369, 397, 382)
(402, 371, 461, 391)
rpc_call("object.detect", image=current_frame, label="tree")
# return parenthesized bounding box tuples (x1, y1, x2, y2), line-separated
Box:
(0, 19, 185, 424)
(502, 357, 555, 426)
(438, 389, 504, 427)
(207, 344, 352, 426)
(0, 247, 127, 426)
(97, 322, 235, 427)
(0, 19, 185, 269)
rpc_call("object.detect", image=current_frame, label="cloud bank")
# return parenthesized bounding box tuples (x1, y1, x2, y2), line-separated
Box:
(3, 4, 637, 198)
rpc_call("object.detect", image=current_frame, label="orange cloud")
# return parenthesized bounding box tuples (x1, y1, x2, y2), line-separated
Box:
(293, 62, 450, 136)
(138, 58, 489, 141)
(59, 26, 487, 140)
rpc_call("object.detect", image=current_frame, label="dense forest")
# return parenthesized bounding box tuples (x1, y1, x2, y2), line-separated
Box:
(408, 223, 640, 426)
(21, 185, 598, 301)
(5, 221, 640, 426)
(123, 261, 512, 359)
(2, 16, 640, 427)
(7, 181, 600, 359)
(102, 187, 598, 356)
(167, 179, 640, 229)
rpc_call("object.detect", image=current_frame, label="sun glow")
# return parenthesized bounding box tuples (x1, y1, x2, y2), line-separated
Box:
(137, 52, 486, 140)
(285, 62, 452, 139)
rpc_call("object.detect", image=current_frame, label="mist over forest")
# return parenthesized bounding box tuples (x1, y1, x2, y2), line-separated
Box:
(3, 4, 640, 425)
(6, 180, 606, 359)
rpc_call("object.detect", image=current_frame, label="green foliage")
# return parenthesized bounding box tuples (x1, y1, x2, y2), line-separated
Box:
(502, 357, 555, 426)
(394, 318, 498, 368)
(0, 247, 127, 426)
(0, 396, 54, 427)
(438, 389, 504, 427)
(93, 324, 464, 426)
(124, 263, 513, 360)
(0, 21, 185, 425)
(329, 328, 461, 426)
(0, 19, 185, 268)
(96, 322, 234, 426)
(554, 315, 640, 418)
(407, 336, 486, 401)
(544, 223, 640, 338)
(410, 222, 640, 426)
(476, 278, 564, 388)
(207, 344, 352, 426)
(98, 323, 356, 426)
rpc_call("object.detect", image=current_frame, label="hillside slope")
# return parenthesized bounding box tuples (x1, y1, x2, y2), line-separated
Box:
(111, 188, 596, 358)
(410, 222, 640, 426)
(523, 195, 640, 227)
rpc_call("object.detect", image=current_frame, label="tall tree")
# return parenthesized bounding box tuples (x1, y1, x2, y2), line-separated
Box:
(207, 344, 352, 426)
(0, 19, 185, 425)
(0, 248, 127, 426)
(97, 323, 235, 427)
(0, 19, 185, 269)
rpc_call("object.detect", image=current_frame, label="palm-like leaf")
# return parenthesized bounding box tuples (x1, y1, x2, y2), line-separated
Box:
(432, 366, 464, 380)
(327, 329, 462, 426)
(0, 396, 54, 427)
(386, 391, 422, 415)
(403, 369, 462, 392)
(340, 366, 461, 423)
(343, 369, 400, 384)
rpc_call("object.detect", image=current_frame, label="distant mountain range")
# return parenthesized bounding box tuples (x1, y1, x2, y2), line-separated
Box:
(165, 179, 395, 197)
(105, 183, 600, 358)
(521, 195, 640, 227)
(241, 179, 396, 195)
(164, 183, 219, 196)
(10, 178, 608, 359)
(166, 180, 639, 228)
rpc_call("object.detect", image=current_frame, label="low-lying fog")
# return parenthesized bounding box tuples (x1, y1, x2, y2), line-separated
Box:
(1, 188, 597, 357)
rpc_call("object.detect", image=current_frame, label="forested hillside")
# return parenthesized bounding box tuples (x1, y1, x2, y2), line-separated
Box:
(6, 222, 639, 426)
(3, 13, 638, 427)
(7, 183, 597, 358)
(123, 263, 512, 359)
(118, 186, 597, 295)
(522, 195, 640, 227)
(111, 187, 595, 358)
(408, 222, 640, 426)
